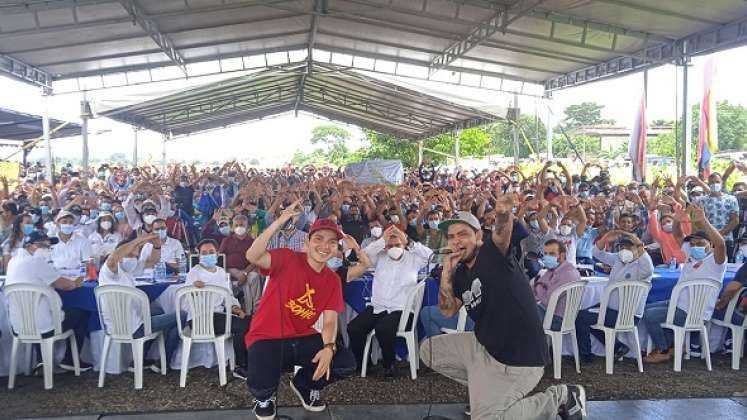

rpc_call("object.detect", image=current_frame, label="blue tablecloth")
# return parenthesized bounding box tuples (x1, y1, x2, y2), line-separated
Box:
(344, 275, 439, 314)
(59, 281, 172, 332)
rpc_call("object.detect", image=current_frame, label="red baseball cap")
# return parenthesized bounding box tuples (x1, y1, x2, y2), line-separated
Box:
(308, 218, 344, 240)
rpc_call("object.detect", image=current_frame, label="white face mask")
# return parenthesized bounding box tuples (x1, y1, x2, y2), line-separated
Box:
(559, 225, 573, 236)
(387, 247, 405, 260)
(370, 226, 383, 238)
(120, 257, 138, 273)
(619, 249, 635, 264)
(100, 221, 113, 230)
(390, 215, 400, 224)
(662, 222, 673, 233)
(34, 247, 52, 262)
(234, 226, 247, 236)
(143, 214, 157, 225)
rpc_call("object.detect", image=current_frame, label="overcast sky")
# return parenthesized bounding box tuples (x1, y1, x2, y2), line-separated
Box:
(1, 45, 746, 167)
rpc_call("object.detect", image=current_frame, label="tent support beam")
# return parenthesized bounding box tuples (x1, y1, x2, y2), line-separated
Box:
(42, 87, 53, 182)
(81, 94, 91, 173)
(133, 127, 139, 168)
(680, 53, 693, 176)
(0, 54, 52, 89)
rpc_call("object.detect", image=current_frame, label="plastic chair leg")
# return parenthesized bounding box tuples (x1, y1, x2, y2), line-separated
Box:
(69, 334, 80, 376)
(633, 328, 644, 373)
(8, 338, 19, 389)
(132, 340, 144, 390)
(158, 335, 167, 376)
(684, 332, 691, 360)
(228, 337, 236, 371)
(179, 339, 192, 388)
(40, 339, 55, 390)
(603, 329, 615, 375)
(570, 330, 581, 374)
(672, 328, 684, 372)
(550, 333, 563, 379)
(215, 339, 227, 386)
(361, 333, 372, 378)
(732, 328, 744, 370)
(701, 326, 712, 371)
(405, 334, 417, 380)
(98, 335, 111, 388)
(23, 343, 32, 377)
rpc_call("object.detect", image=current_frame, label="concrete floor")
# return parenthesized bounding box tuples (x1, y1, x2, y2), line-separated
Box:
(19, 398, 747, 420)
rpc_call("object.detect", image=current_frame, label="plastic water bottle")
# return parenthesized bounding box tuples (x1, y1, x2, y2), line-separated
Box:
(736, 248, 745, 264)
(178, 253, 187, 276)
(79, 260, 87, 278)
(154, 261, 167, 282)
(669, 257, 677, 270)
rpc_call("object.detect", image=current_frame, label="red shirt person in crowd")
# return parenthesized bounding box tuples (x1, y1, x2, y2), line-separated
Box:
(244, 200, 355, 420)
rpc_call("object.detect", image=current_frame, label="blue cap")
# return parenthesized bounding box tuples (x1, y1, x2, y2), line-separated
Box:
(23, 230, 59, 246)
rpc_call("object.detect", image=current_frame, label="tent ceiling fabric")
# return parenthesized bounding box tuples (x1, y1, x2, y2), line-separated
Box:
(0, 107, 82, 141)
(2, 0, 747, 91)
(99, 62, 499, 139)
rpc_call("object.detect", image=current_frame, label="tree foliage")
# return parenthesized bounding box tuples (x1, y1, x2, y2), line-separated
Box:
(561, 102, 615, 130)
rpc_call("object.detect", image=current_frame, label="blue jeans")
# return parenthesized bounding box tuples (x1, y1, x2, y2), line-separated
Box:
(134, 311, 187, 365)
(642, 301, 690, 352)
(536, 305, 563, 331)
(419, 305, 474, 339)
(575, 307, 638, 357)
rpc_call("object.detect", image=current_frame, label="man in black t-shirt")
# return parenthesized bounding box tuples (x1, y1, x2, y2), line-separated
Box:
(420, 202, 588, 420)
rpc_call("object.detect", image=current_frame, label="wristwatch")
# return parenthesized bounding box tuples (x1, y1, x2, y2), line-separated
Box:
(323, 342, 337, 355)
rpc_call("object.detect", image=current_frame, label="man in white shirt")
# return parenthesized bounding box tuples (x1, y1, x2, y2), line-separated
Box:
(5, 231, 92, 371)
(347, 225, 432, 377)
(99, 234, 184, 370)
(50, 210, 93, 270)
(152, 218, 185, 273)
(575, 231, 653, 363)
(642, 205, 727, 364)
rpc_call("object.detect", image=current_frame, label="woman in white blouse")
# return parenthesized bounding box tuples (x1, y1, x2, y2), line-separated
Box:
(186, 238, 250, 380)
(88, 212, 122, 261)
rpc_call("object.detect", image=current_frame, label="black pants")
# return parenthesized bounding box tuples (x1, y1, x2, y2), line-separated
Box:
(347, 306, 412, 369)
(189, 312, 251, 368)
(246, 334, 355, 400)
(40, 307, 89, 363)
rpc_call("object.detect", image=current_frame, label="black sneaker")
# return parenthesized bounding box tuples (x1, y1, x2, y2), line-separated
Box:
(232, 366, 248, 381)
(614, 343, 630, 361)
(59, 359, 93, 372)
(253, 397, 276, 420)
(560, 384, 587, 420)
(383, 366, 396, 379)
(289, 375, 327, 412)
(689, 344, 702, 358)
(724, 338, 733, 354)
(464, 404, 471, 416)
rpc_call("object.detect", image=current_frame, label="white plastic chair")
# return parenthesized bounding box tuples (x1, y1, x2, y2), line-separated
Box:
(361, 281, 426, 380)
(95, 285, 166, 389)
(440, 306, 468, 334)
(176, 285, 235, 387)
(5, 283, 81, 390)
(543, 280, 588, 379)
(590, 280, 652, 374)
(661, 278, 721, 372)
(711, 286, 747, 370)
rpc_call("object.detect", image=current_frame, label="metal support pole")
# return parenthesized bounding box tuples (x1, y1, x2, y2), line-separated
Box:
(512, 92, 520, 165)
(81, 92, 91, 174)
(132, 127, 139, 167)
(454, 130, 460, 169)
(681, 59, 692, 176)
(546, 100, 553, 161)
(41, 87, 53, 182)
(417, 140, 423, 166)
(162, 133, 169, 171)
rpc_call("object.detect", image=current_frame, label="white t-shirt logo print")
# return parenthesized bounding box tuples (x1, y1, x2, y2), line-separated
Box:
(462, 277, 483, 310)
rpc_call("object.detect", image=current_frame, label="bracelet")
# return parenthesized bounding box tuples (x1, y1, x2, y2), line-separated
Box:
(323, 342, 337, 355)
(153, 246, 161, 250)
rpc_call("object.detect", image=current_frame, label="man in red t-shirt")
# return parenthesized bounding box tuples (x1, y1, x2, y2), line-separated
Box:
(245, 200, 355, 420)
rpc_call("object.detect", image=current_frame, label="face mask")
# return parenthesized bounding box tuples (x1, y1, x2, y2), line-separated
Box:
(529, 220, 539, 230)
(690, 246, 707, 261)
(89, 210, 99, 221)
(559, 225, 573, 236)
(662, 222, 673, 233)
(341, 204, 350, 213)
(710, 183, 722, 193)
(428, 220, 440, 229)
(409, 218, 417, 227)
(387, 247, 405, 260)
(579, 191, 589, 199)
(101, 203, 112, 211)
(143, 214, 157, 225)
(219, 226, 230, 236)
(100, 220, 113, 230)
(199, 254, 218, 268)
(60, 224, 75, 235)
(31, 214, 40, 224)
(390, 215, 399, 224)
(304, 205, 312, 213)
(510, 175, 519, 182)
(157, 229, 168, 240)
(327, 257, 343, 270)
(618, 249, 635, 264)
(40, 206, 49, 215)
(120, 257, 138, 273)
(179, 181, 189, 188)
(234, 226, 247, 236)
(22, 224, 34, 236)
(370, 226, 382, 238)
(542, 255, 559, 269)
(34, 247, 51, 262)
(115, 211, 126, 221)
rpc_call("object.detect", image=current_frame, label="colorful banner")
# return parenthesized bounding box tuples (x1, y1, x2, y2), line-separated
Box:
(698, 57, 718, 177)
(628, 94, 647, 182)
(0, 161, 20, 180)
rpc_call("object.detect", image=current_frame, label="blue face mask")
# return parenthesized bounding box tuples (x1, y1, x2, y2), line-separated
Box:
(327, 257, 343, 270)
(31, 214, 40, 224)
(22, 224, 34, 236)
(542, 255, 560, 269)
(200, 254, 218, 268)
(690, 246, 707, 261)
(89, 209, 99, 221)
(218, 226, 230, 236)
(60, 224, 75, 235)
(157, 229, 168, 240)
(40, 206, 49, 215)
(341, 204, 350, 213)
(115, 211, 126, 221)
(101, 202, 112, 211)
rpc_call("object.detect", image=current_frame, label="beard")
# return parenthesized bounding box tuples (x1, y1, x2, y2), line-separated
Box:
(459, 245, 479, 265)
